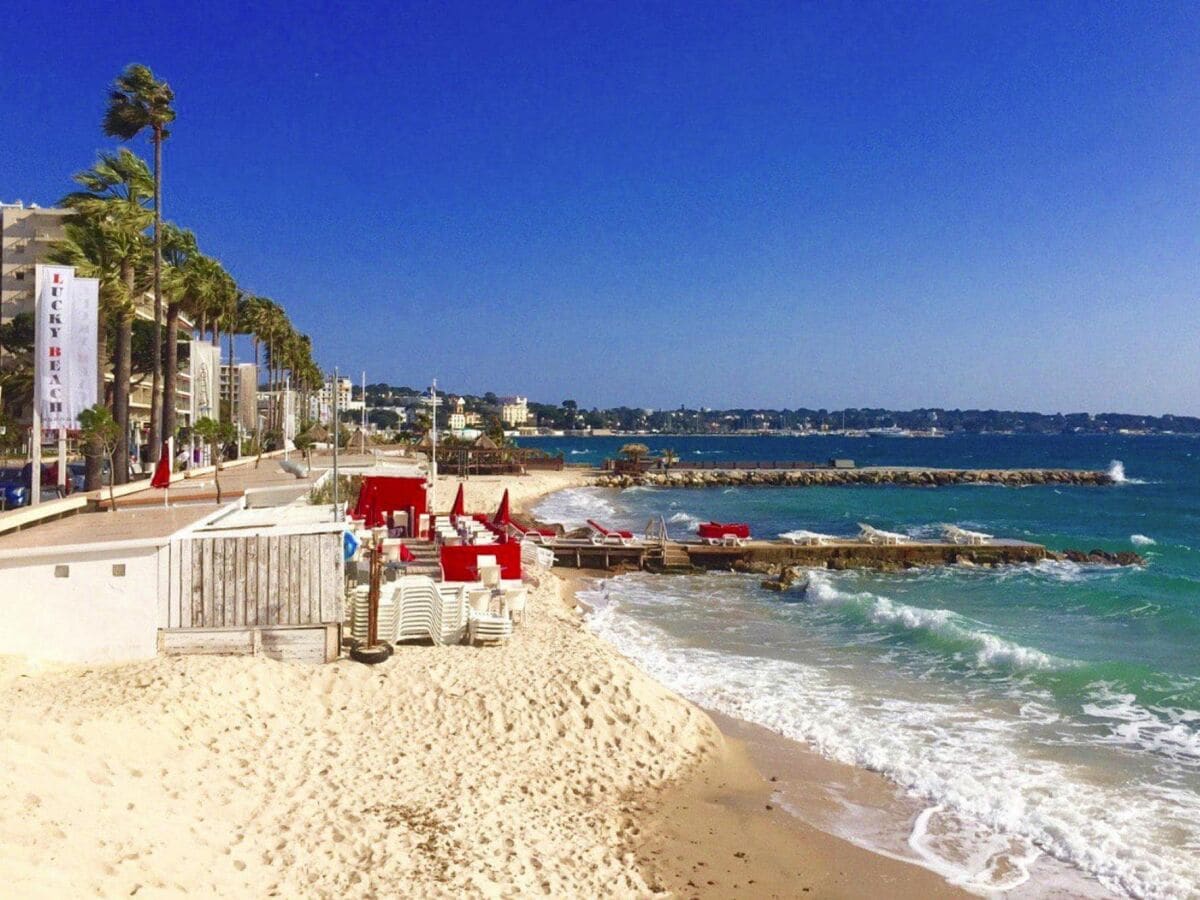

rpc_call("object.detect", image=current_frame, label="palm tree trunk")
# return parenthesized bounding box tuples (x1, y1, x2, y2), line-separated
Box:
(150, 128, 164, 462)
(84, 311, 109, 492)
(162, 301, 180, 453)
(113, 314, 132, 486)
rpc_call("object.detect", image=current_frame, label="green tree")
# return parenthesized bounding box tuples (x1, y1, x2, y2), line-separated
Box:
(78, 404, 122, 511)
(103, 63, 175, 460)
(56, 149, 154, 486)
(160, 224, 203, 446)
(192, 416, 236, 503)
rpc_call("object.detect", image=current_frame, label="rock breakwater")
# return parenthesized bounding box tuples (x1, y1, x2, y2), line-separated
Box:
(596, 467, 1113, 489)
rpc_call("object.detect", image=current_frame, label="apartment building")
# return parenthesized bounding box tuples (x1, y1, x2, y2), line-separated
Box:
(220, 362, 259, 434)
(500, 395, 530, 428)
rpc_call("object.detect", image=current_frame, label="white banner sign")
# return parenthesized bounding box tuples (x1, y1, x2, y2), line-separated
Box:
(34, 265, 98, 431)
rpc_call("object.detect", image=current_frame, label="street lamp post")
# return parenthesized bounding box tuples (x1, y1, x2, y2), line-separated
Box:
(422, 379, 441, 484)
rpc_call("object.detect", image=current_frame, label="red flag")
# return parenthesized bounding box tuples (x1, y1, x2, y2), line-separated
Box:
(492, 489, 511, 526)
(150, 441, 172, 489)
(451, 483, 465, 517)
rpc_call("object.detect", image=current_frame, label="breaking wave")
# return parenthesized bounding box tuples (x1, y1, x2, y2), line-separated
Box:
(803, 571, 1067, 672)
(580, 576, 1200, 897)
(532, 487, 620, 530)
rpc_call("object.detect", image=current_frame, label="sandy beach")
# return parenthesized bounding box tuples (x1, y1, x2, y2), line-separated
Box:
(0, 468, 963, 897)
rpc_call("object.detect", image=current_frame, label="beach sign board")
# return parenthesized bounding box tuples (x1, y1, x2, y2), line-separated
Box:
(34, 265, 98, 430)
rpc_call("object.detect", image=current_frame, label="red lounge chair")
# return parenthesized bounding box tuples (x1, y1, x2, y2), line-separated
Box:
(508, 519, 558, 542)
(697, 522, 751, 545)
(587, 519, 635, 545)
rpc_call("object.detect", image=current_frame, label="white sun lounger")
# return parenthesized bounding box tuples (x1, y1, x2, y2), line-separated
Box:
(782, 530, 838, 546)
(521, 539, 556, 570)
(858, 523, 910, 545)
(942, 524, 993, 545)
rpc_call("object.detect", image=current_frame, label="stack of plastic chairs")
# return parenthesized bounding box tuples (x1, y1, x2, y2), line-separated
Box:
(465, 586, 513, 645)
(433, 583, 467, 645)
(349, 584, 398, 644)
(395, 576, 439, 643)
(521, 539, 555, 570)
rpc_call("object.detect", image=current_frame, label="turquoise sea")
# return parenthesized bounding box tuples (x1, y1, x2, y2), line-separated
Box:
(524, 434, 1200, 898)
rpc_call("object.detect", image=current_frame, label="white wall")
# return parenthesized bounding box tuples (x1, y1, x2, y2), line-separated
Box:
(0, 543, 164, 663)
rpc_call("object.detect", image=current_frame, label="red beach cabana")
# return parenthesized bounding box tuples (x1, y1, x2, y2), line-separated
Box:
(353, 467, 429, 534)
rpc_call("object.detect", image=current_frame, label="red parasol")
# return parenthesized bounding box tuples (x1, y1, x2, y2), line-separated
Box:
(150, 441, 172, 489)
(451, 483, 465, 517)
(492, 488, 511, 526)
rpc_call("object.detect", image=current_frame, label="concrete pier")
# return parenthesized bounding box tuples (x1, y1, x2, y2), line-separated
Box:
(548, 537, 1049, 573)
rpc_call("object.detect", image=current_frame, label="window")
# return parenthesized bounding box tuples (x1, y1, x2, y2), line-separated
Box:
(14, 269, 24, 280)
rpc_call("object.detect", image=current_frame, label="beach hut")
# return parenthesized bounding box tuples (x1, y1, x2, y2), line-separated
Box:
(352, 466, 430, 535)
(346, 427, 370, 454)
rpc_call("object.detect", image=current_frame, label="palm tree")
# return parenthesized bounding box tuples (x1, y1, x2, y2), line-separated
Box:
(47, 217, 124, 490)
(57, 150, 153, 485)
(160, 224, 197, 447)
(103, 63, 175, 461)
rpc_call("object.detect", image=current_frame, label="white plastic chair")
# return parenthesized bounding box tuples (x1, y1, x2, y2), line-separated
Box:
(502, 587, 527, 624)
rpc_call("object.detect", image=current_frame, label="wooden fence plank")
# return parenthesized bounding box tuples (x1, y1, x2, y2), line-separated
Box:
(300, 536, 313, 623)
(246, 536, 259, 626)
(182, 539, 194, 629)
(215, 538, 227, 627)
(201, 539, 214, 628)
(229, 537, 243, 627)
(256, 534, 270, 626)
(287, 535, 300, 624)
(267, 536, 282, 626)
(322, 533, 343, 622)
(190, 538, 202, 627)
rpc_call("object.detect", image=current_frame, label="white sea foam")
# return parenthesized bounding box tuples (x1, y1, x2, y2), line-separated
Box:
(620, 485, 660, 494)
(1015, 559, 1124, 584)
(1082, 685, 1200, 769)
(667, 511, 702, 529)
(580, 576, 1200, 898)
(1108, 459, 1150, 485)
(532, 487, 619, 529)
(804, 571, 1065, 672)
(1130, 534, 1156, 547)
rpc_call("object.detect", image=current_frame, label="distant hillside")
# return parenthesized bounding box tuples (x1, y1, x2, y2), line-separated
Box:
(355, 384, 1199, 435)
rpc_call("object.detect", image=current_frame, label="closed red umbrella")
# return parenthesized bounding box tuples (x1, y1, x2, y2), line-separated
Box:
(150, 441, 171, 489)
(451, 483, 465, 517)
(493, 488, 511, 526)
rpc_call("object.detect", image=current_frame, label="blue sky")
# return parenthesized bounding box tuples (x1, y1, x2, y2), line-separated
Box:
(3, 1, 1198, 414)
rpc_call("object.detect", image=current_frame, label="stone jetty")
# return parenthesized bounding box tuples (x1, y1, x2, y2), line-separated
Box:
(596, 467, 1113, 489)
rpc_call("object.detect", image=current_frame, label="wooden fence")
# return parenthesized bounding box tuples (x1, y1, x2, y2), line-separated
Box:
(163, 530, 343, 630)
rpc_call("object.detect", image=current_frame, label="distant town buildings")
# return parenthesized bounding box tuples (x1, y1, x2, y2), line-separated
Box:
(311, 376, 355, 419)
(220, 363, 259, 434)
